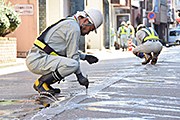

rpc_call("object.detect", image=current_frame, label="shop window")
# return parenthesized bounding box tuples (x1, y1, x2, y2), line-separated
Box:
(111, 0, 119, 4)
(146, 0, 153, 11)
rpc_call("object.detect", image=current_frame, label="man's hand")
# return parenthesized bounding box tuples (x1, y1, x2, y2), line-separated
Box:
(85, 55, 98, 64)
(76, 73, 89, 88)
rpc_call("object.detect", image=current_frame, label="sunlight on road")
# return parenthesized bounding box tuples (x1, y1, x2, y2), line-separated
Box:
(0, 58, 28, 76)
(87, 49, 134, 60)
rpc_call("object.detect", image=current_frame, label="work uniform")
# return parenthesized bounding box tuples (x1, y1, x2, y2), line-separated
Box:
(117, 26, 128, 50)
(133, 27, 162, 64)
(127, 25, 135, 39)
(110, 28, 116, 47)
(127, 24, 135, 44)
(25, 8, 103, 95)
(26, 15, 85, 78)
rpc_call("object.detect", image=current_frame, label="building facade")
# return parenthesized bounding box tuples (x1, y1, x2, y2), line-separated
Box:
(7, 0, 38, 58)
(6, 0, 110, 57)
(7, 0, 174, 58)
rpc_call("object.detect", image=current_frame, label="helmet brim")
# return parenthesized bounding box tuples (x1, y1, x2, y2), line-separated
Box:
(84, 10, 97, 34)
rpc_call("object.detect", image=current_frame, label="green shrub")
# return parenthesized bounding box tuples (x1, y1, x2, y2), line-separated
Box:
(0, 12, 10, 35)
(0, 0, 21, 37)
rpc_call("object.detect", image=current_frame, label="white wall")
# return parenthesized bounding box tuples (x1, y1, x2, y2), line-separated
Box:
(46, 0, 70, 26)
(46, 0, 106, 50)
(85, 0, 104, 50)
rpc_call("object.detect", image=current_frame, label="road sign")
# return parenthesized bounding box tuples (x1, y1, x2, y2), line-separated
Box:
(149, 19, 154, 23)
(147, 12, 156, 20)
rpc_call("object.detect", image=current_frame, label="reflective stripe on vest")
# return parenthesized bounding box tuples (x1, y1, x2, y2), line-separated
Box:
(34, 16, 77, 56)
(110, 28, 112, 36)
(130, 27, 134, 35)
(34, 39, 59, 56)
(120, 26, 126, 35)
(110, 28, 116, 37)
(141, 27, 159, 42)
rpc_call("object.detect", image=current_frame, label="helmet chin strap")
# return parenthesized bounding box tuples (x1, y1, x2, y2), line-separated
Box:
(80, 18, 86, 29)
(80, 17, 94, 29)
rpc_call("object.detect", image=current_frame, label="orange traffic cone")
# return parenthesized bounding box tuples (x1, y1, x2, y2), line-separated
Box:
(128, 39, 132, 51)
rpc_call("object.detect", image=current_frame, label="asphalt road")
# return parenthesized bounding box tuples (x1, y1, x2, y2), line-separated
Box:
(0, 46, 180, 120)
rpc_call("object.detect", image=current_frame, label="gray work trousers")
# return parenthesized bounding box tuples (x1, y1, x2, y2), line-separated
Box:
(133, 40, 162, 54)
(26, 51, 79, 77)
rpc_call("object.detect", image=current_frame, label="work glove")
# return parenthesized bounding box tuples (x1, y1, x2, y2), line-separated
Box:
(85, 55, 98, 64)
(76, 73, 89, 89)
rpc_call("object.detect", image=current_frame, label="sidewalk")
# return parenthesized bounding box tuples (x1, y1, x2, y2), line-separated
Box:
(0, 58, 27, 76)
(0, 58, 25, 67)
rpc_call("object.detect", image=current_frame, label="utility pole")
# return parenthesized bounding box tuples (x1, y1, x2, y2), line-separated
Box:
(130, 0, 132, 22)
(140, 1, 143, 24)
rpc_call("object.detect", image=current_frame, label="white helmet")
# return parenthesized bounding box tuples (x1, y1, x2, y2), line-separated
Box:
(84, 8, 104, 33)
(136, 24, 146, 31)
(121, 21, 126, 25)
(127, 21, 131, 25)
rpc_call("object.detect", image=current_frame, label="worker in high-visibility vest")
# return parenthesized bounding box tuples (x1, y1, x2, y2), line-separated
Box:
(110, 27, 116, 47)
(127, 21, 136, 45)
(26, 8, 104, 95)
(133, 24, 163, 65)
(117, 21, 128, 51)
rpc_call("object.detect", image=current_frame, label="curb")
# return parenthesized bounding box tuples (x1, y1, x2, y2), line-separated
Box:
(0, 58, 26, 68)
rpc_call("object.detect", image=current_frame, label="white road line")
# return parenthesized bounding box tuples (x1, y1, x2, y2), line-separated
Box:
(31, 65, 145, 120)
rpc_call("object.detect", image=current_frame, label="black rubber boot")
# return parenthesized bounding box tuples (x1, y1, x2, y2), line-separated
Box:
(48, 85, 61, 93)
(33, 70, 63, 95)
(142, 53, 152, 65)
(134, 52, 152, 65)
(33, 77, 55, 95)
(151, 53, 158, 65)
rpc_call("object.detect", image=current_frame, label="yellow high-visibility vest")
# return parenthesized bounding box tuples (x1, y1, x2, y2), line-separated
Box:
(130, 27, 134, 35)
(141, 27, 159, 42)
(120, 26, 127, 35)
(110, 28, 116, 37)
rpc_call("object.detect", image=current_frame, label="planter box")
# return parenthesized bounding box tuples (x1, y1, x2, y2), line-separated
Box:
(0, 37, 17, 64)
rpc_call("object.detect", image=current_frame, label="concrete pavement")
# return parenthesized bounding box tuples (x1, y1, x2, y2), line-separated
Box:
(0, 46, 180, 120)
(0, 58, 28, 76)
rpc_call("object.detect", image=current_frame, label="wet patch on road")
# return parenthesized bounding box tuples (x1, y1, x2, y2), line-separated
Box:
(0, 93, 70, 119)
(0, 99, 40, 119)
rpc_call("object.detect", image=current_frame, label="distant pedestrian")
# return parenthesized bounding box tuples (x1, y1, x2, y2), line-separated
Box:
(133, 24, 163, 65)
(127, 21, 136, 45)
(110, 27, 116, 47)
(26, 8, 104, 95)
(117, 21, 128, 51)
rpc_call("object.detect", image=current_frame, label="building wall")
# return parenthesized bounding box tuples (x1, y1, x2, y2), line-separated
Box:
(0, 37, 17, 63)
(46, 0, 108, 51)
(85, 0, 105, 50)
(7, 0, 109, 58)
(70, 0, 85, 52)
(46, 0, 70, 26)
(6, 0, 38, 58)
(39, 0, 46, 33)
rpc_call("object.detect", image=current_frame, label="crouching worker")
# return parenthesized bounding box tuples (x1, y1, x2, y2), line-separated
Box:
(133, 24, 163, 65)
(26, 8, 104, 95)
